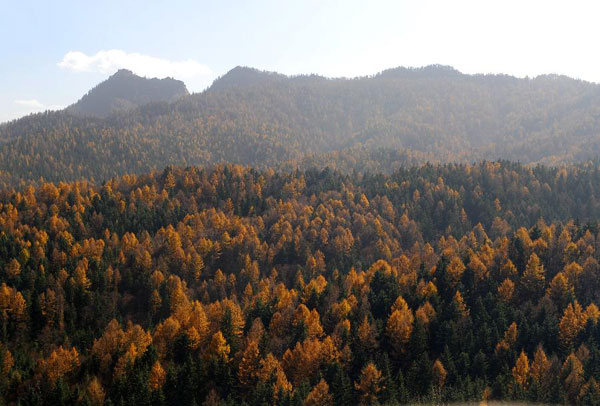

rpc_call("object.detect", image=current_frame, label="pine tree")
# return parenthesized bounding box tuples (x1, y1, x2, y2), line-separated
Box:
(328, 362, 352, 406)
(379, 355, 398, 405)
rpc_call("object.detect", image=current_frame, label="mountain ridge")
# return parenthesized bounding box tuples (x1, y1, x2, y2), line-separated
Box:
(2, 64, 600, 187)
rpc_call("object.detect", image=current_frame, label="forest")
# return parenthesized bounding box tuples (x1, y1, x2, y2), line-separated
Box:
(2, 65, 600, 187)
(2, 161, 600, 405)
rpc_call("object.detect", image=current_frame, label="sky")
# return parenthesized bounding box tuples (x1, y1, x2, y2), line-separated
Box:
(2, 0, 600, 123)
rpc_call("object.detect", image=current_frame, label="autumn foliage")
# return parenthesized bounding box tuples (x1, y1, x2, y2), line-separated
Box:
(0, 162, 600, 405)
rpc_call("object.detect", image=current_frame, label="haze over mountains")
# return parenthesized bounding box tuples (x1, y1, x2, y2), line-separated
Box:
(1, 65, 600, 187)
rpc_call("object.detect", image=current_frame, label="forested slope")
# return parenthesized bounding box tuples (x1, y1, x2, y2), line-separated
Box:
(2, 162, 600, 404)
(1, 66, 600, 186)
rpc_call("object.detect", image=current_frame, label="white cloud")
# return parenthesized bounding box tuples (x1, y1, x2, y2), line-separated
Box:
(10, 99, 64, 121)
(14, 99, 44, 109)
(58, 49, 213, 80)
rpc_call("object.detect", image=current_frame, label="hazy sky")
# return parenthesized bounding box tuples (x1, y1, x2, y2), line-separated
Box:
(2, 0, 599, 122)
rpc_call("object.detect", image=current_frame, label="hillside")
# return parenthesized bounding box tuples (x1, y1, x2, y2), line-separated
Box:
(2, 162, 600, 405)
(67, 69, 189, 117)
(1, 65, 600, 186)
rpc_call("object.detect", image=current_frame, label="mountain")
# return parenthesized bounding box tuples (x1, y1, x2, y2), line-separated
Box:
(1, 65, 600, 186)
(209, 66, 328, 90)
(66, 69, 189, 117)
(209, 66, 287, 90)
(5, 69, 600, 406)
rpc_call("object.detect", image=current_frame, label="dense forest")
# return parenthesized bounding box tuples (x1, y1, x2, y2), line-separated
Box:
(2, 162, 600, 405)
(2, 66, 600, 187)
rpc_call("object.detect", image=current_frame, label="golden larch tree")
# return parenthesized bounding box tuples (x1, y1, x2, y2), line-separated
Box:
(357, 316, 379, 352)
(521, 253, 545, 296)
(547, 272, 571, 309)
(5, 259, 20, 279)
(585, 303, 600, 324)
(386, 306, 414, 354)
(256, 353, 292, 400)
(452, 290, 469, 318)
(495, 322, 518, 353)
(39, 346, 80, 385)
(238, 340, 261, 386)
(562, 353, 584, 404)
(86, 377, 105, 406)
(415, 301, 436, 326)
(304, 378, 333, 406)
(432, 359, 447, 388)
(355, 362, 383, 406)
(207, 331, 230, 362)
(530, 345, 551, 386)
(149, 360, 166, 391)
(512, 351, 529, 388)
(559, 301, 587, 349)
(469, 253, 489, 283)
(446, 256, 466, 288)
(497, 278, 515, 303)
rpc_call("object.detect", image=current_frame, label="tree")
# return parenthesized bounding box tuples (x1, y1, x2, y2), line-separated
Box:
(446, 256, 466, 288)
(469, 252, 488, 283)
(495, 322, 518, 353)
(530, 345, 551, 388)
(452, 290, 469, 318)
(357, 316, 379, 352)
(579, 377, 600, 406)
(86, 377, 105, 406)
(304, 379, 333, 406)
(207, 331, 230, 362)
(5, 258, 20, 279)
(562, 353, 584, 404)
(497, 278, 515, 303)
(512, 351, 529, 389)
(202, 389, 222, 406)
(149, 361, 166, 391)
(0, 283, 27, 334)
(415, 301, 436, 326)
(355, 362, 383, 406)
(39, 346, 80, 385)
(521, 253, 545, 298)
(238, 340, 260, 386)
(559, 301, 586, 350)
(386, 306, 414, 354)
(586, 303, 600, 324)
(547, 272, 571, 309)
(257, 353, 292, 401)
(432, 359, 447, 388)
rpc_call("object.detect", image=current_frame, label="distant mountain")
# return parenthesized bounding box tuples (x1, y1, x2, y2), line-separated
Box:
(209, 66, 285, 90)
(209, 66, 328, 90)
(67, 69, 189, 117)
(377, 64, 462, 78)
(2, 64, 600, 186)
